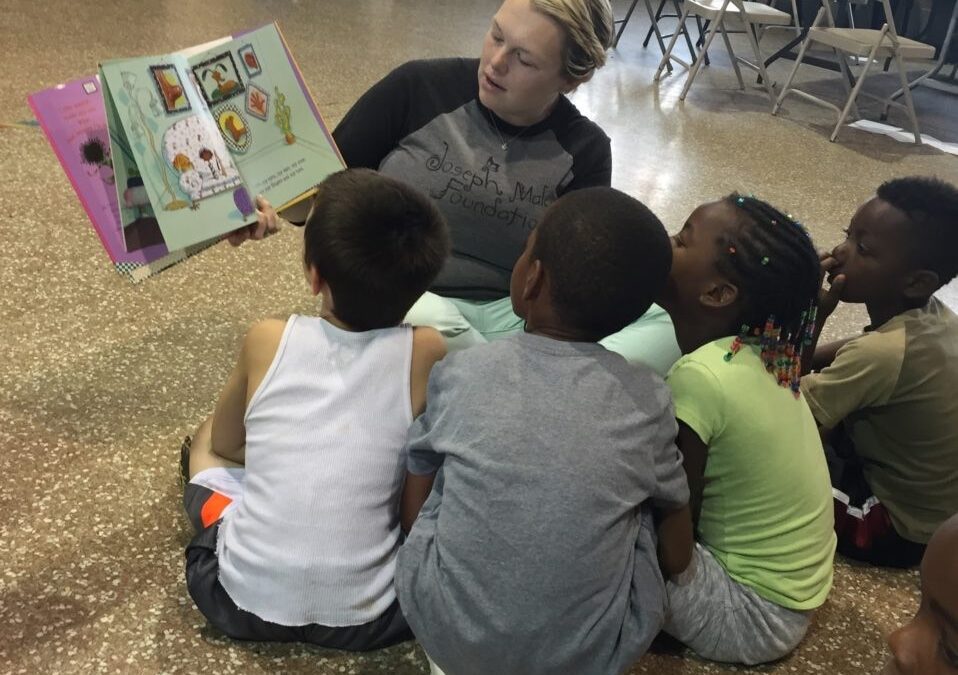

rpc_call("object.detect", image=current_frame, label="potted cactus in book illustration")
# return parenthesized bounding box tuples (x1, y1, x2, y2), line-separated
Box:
(274, 87, 295, 144)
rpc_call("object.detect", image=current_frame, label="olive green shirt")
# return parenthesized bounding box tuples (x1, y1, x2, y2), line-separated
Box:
(801, 297, 958, 543)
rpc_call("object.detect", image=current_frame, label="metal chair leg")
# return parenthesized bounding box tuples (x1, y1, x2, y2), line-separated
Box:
(834, 49, 862, 119)
(743, 20, 778, 104)
(643, 0, 675, 72)
(654, 3, 694, 80)
(720, 26, 746, 90)
(680, 10, 728, 99)
(613, 0, 642, 47)
(773, 10, 819, 115)
(831, 41, 881, 141)
(695, 16, 712, 65)
(673, 0, 702, 61)
(892, 49, 923, 143)
(642, 0, 669, 47)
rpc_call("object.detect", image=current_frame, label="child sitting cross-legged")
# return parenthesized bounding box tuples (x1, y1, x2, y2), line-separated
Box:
(658, 194, 836, 665)
(180, 168, 450, 648)
(802, 176, 958, 569)
(396, 187, 691, 675)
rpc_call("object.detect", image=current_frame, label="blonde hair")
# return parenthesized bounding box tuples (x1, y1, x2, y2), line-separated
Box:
(531, 0, 614, 81)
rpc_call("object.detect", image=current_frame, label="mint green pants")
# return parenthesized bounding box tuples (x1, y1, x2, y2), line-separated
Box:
(404, 293, 681, 377)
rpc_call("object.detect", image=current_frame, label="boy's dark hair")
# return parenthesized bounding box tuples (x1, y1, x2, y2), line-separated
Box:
(304, 169, 450, 330)
(718, 194, 821, 392)
(877, 176, 958, 286)
(532, 187, 671, 340)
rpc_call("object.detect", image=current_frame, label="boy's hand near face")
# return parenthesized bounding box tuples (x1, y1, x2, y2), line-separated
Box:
(805, 251, 849, 374)
(818, 250, 847, 321)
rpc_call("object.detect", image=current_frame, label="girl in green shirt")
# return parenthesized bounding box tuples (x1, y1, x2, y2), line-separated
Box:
(656, 194, 836, 665)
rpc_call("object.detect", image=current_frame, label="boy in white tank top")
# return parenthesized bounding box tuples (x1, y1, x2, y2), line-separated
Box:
(180, 169, 450, 649)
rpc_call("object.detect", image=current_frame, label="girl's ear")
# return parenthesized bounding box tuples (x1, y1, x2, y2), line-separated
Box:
(700, 279, 739, 308)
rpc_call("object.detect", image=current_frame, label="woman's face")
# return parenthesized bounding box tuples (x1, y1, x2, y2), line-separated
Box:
(478, 0, 575, 127)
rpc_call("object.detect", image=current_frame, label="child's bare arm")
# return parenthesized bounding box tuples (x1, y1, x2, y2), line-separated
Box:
(209, 358, 248, 464)
(676, 421, 709, 526)
(409, 326, 447, 417)
(656, 503, 694, 578)
(401, 471, 437, 533)
(401, 329, 446, 532)
(210, 319, 286, 464)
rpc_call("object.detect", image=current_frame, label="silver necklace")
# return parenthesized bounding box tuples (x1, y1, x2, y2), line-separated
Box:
(487, 110, 530, 151)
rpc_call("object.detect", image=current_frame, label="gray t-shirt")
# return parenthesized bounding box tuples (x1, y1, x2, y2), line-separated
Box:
(333, 59, 612, 300)
(396, 332, 688, 675)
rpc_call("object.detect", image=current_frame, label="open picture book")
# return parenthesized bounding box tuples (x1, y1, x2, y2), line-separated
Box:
(29, 22, 343, 281)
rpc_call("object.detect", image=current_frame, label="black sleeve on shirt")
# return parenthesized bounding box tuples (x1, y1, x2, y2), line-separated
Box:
(332, 62, 414, 169)
(551, 99, 613, 195)
(566, 128, 612, 191)
(333, 59, 479, 170)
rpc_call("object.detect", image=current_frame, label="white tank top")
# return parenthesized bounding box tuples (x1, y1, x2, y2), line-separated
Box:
(216, 315, 413, 626)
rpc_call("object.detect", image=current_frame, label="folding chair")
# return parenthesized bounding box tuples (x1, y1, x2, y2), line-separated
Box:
(613, 0, 705, 75)
(612, 0, 643, 47)
(771, 0, 937, 143)
(653, 0, 794, 104)
(642, 0, 707, 64)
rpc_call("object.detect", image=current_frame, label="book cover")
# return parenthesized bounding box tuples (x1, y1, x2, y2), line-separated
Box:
(28, 76, 217, 283)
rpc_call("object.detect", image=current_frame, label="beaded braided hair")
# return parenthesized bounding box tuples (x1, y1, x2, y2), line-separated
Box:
(718, 194, 820, 395)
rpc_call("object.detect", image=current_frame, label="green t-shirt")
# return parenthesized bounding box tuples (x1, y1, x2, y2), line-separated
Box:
(801, 297, 958, 543)
(667, 338, 836, 610)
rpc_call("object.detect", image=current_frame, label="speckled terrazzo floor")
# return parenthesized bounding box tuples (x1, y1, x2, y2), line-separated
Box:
(2, 1, 957, 673)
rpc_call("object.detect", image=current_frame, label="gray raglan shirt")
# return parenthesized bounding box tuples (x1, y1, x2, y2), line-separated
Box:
(333, 58, 612, 300)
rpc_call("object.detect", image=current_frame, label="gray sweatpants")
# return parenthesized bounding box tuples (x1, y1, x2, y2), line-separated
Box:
(664, 544, 812, 665)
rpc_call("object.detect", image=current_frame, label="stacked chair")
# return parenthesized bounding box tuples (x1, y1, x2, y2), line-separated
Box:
(653, 0, 795, 104)
(772, 0, 937, 143)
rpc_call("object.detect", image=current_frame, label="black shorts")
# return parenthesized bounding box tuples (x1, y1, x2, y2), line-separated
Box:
(824, 438, 925, 569)
(183, 483, 412, 650)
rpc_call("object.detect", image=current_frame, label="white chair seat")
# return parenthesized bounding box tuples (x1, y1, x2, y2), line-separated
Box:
(687, 0, 793, 25)
(808, 27, 937, 59)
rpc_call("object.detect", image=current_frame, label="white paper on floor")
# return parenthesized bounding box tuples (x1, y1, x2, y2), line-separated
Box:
(848, 120, 958, 156)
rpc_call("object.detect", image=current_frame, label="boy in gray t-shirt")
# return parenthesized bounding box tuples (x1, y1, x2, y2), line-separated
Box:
(396, 187, 691, 675)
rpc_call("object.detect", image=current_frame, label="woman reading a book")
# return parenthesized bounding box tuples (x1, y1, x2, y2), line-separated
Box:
(238, 0, 680, 375)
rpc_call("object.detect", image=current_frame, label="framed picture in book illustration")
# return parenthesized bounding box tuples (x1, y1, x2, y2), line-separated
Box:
(192, 52, 245, 106)
(150, 64, 191, 114)
(245, 83, 269, 121)
(238, 44, 262, 78)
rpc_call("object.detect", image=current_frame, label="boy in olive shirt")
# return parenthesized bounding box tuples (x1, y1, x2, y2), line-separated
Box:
(803, 176, 958, 568)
